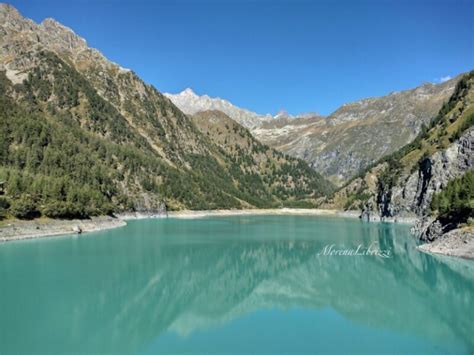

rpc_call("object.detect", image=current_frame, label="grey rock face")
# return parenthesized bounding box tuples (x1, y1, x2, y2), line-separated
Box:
(382, 128, 474, 245)
(418, 227, 474, 259)
(389, 129, 473, 218)
(418, 219, 444, 242)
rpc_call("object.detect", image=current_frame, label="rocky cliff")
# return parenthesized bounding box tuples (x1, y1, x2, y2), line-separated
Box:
(381, 129, 473, 219)
(325, 72, 474, 256)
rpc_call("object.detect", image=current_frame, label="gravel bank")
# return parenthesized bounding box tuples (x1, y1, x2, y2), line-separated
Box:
(0, 208, 419, 244)
(0, 217, 126, 243)
(166, 208, 340, 219)
(418, 227, 474, 260)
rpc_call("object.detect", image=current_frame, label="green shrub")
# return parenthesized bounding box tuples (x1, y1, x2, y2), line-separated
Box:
(431, 171, 474, 224)
(10, 197, 40, 219)
(0, 196, 10, 219)
(0, 196, 10, 210)
(42, 201, 84, 219)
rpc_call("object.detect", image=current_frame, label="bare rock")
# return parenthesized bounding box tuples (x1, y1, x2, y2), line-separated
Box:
(418, 228, 474, 259)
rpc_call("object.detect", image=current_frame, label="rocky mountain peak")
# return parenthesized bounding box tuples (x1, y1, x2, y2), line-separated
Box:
(40, 17, 87, 51)
(0, 3, 35, 31)
(0, 4, 88, 58)
(0, 4, 122, 91)
(180, 88, 198, 97)
(0, 3, 20, 18)
(165, 89, 273, 129)
(274, 109, 292, 120)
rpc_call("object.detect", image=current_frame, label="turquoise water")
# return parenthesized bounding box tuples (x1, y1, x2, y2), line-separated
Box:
(0, 215, 473, 354)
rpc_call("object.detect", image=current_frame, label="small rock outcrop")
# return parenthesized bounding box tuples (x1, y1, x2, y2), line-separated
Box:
(418, 227, 474, 259)
(418, 219, 444, 242)
(133, 194, 168, 216)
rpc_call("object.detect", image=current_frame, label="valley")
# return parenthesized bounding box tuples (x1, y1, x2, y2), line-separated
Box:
(0, 3, 472, 258)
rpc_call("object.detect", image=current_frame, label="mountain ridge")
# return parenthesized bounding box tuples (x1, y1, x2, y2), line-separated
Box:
(164, 88, 273, 128)
(163, 60, 461, 184)
(0, 4, 333, 218)
(254, 76, 460, 183)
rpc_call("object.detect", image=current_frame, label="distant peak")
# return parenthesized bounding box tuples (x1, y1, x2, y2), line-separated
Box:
(182, 88, 196, 95)
(298, 112, 322, 119)
(174, 88, 199, 97)
(274, 109, 292, 119)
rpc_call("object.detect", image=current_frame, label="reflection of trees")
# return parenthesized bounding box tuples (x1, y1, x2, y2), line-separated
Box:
(0, 218, 472, 354)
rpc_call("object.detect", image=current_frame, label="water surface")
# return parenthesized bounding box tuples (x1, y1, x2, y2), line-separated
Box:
(0, 215, 473, 354)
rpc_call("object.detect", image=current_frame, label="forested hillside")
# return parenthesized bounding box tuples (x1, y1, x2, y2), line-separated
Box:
(192, 110, 330, 207)
(0, 5, 332, 219)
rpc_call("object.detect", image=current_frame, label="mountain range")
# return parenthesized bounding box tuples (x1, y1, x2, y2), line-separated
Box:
(164, 88, 273, 128)
(0, 4, 331, 218)
(167, 78, 459, 184)
(164, 89, 319, 128)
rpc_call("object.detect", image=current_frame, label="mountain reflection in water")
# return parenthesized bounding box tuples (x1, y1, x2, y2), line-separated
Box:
(0, 216, 472, 354)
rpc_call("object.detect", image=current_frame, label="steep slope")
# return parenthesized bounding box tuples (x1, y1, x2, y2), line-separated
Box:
(191, 111, 332, 206)
(0, 4, 332, 218)
(325, 71, 474, 242)
(254, 78, 459, 184)
(164, 88, 272, 129)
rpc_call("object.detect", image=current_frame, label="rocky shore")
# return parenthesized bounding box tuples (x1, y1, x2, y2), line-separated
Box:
(418, 227, 474, 260)
(2, 210, 472, 262)
(167, 208, 340, 219)
(0, 217, 126, 243)
(357, 209, 418, 225)
(0, 209, 341, 243)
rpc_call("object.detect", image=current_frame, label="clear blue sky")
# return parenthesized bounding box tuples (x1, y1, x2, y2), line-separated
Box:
(8, 0, 474, 115)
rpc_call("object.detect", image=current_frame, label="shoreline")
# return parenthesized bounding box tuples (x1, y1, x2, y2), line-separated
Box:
(167, 208, 341, 218)
(0, 208, 416, 244)
(417, 228, 474, 260)
(1, 208, 471, 262)
(166, 209, 418, 226)
(1, 208, 342, 243)
(0, 216, 126, 243)
(122, 208, 418, 224)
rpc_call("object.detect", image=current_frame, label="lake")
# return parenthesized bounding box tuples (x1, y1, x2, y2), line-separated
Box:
(0, 215, 473, 354)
